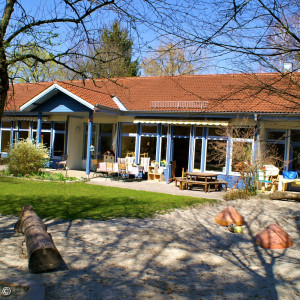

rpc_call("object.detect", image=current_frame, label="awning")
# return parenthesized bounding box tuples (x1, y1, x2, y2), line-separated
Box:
(133, 119, 229, 126)
(2, 116, 48, 122)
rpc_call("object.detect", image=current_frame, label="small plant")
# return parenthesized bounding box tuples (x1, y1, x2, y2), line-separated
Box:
(223, 189, 255, 201)
(8, 139, 50, 176)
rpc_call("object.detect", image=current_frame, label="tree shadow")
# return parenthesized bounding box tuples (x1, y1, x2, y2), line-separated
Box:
(1, 199, 299, 299)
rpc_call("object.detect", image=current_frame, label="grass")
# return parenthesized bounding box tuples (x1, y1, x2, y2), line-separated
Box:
(0, 176, 216, 220)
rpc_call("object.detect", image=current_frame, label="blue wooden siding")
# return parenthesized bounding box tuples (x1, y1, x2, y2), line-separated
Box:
(32, 92, 91, 113)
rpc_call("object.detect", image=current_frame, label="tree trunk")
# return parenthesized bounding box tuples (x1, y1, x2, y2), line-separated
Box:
(270, 191, 300, 201)
(14, 205, 62, 273)
(0, 42, 9, 122)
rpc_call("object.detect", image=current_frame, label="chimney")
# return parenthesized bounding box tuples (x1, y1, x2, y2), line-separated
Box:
(283, 62, 293, 72)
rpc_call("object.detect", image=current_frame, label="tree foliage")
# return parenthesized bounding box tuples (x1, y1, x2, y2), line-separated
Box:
(141, 41, 205, 76)
(87, 20, 140, 78)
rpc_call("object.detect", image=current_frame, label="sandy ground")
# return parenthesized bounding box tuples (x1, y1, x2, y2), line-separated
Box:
(0, 198, 299, 300)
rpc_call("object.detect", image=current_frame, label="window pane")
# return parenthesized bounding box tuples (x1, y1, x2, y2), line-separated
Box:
(292, 146, 300, 171)
(122, 124, 137, 134)
(162, 125, 168, 135)
(208, 127, 224, 136)
(142, 125, 157, 134)
(161, 138, 167, 161)
(53, 133, 65, 156)
(20, 121, 30, 129)
(232, 142, 252, 172)
(291, 130, 300, 143)
(32, 122, 38, 130)
(173, 126, 190, 136)
(206, 140, 227, 171)
(140, 137, 156, 161)
(1, 131, 11, 152)
(19, 131, 29, 140)
(268, 131, 285, 141)
(1, 122, 11, 128)
(195, 127, 203, 136)
(121, 136, 136, 157)
(54, 122, 65, 131)
(100, 136, 112, 155)
(232, 127, 254, 139)
(100, 124, 113, 134)
(194, 139, 202, 170)
(266, 143, 285, 171)
(41, 132, 51, 149)
(42, 122, 51, 130)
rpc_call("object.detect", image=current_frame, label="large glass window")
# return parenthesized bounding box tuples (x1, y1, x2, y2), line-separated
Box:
(160, 138, 167, 162)
(291, 130, 300, 171)
(121, 136, 136, 157)
(1, 131, 11, 152)
(140, 136, 156, 161)
(231, 142, 252, 172)
(194, 139, 202, 170)
(206, 140, 227, 172)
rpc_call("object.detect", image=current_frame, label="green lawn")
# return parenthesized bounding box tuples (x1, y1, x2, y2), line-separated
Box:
(0, 176, 216, 220)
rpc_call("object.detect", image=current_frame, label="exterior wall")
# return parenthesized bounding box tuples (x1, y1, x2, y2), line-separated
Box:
(67, 117, 85, 170)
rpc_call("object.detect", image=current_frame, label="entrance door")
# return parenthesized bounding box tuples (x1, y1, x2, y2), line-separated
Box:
(173, 138, 190, 177)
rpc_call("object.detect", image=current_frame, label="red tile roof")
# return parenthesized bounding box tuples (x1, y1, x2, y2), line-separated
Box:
(6, 73, 300, 114)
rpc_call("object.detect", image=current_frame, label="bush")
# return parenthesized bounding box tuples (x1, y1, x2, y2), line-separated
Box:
(8, 139, 50, 176)
(223, 189, 256, 201)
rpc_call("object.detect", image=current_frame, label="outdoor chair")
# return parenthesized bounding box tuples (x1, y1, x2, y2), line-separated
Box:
(56, 155, 68, 170)
(117, 163, 128, 180)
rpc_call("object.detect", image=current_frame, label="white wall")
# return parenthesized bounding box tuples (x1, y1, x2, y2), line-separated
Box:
(67, 117, 85, 170)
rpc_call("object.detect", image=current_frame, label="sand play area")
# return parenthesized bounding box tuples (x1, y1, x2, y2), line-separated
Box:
(0, 198, 299, 299)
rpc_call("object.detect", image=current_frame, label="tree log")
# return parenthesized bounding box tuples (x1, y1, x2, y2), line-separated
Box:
(270, 191, 300, 201)
(14, 205, 62, 273)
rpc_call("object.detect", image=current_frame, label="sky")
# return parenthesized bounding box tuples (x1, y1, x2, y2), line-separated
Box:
(3, 0, 295, 76)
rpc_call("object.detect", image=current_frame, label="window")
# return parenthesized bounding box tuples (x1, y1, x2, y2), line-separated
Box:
(1, 131, 11, 152)
(122, 124, 137, 134)
(266, 129, 286, 172)
(121, 136, 136, 157)
(142, 124, 157, 134)
(160, 138, 167, 162)
(194, 139, 202, 170)
(195, 127, 203, 137)
(231, 142, 252, 172)
(173, 125, 190, 136)
(267, 130, 285, 141)
(140, 136, 156, 161)
(206, 140, 227, 172)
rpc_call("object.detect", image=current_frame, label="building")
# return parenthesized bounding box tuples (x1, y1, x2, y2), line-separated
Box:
(1, 74, 300, 186)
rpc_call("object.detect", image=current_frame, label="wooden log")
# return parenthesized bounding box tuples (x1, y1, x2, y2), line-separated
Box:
(14, 205, 62, 273)
(270, 191, 300, 201)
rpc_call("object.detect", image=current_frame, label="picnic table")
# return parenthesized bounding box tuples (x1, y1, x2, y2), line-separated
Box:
(174, 172, 227, 192)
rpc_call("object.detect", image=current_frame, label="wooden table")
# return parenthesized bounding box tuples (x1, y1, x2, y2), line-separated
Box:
(180, 172, 220, 192)
(186, 172, 218, 182)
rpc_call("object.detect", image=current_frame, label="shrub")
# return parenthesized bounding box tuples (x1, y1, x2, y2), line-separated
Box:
(223, 189, 255, 201)
(8, 139, 50, 176)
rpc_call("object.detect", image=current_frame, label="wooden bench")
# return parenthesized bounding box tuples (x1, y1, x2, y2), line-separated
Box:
(176, 178, 228, 193)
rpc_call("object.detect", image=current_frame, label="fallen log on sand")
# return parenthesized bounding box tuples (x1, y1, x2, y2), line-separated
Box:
(14, 205, 62, 273)
(270, 191, 300, 201)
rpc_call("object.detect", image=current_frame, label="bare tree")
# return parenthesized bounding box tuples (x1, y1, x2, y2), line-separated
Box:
(0, 0, 185, 120)
(141, 40, 205, 76)
(143, 0, 300, 107)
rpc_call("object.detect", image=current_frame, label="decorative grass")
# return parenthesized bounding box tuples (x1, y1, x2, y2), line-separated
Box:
(0, 176, 216, 220)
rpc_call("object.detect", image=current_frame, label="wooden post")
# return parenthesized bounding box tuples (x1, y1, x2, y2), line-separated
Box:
(14, 205, 62, 273)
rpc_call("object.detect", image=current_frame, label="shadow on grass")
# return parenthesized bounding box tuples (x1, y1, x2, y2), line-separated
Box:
(0, 177, 215, 220)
